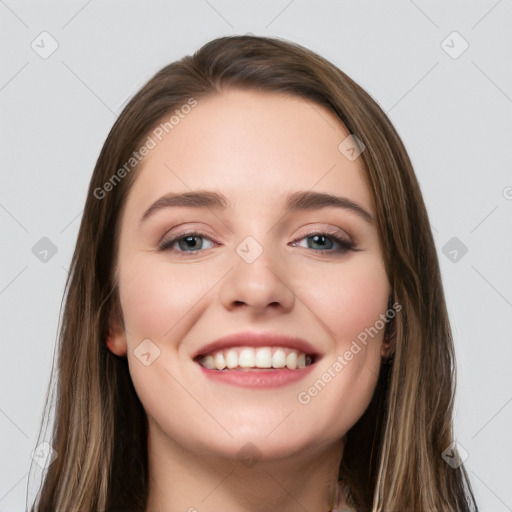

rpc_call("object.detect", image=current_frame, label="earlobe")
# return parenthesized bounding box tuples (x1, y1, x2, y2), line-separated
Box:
(381, 345, 394, 364)
(106, 331, 128, 357)
(380, 324, 395, 362)
(105, 297, 128, 357)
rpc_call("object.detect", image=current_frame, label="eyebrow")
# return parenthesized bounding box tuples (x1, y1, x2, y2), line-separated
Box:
(139, 190, 373, 224)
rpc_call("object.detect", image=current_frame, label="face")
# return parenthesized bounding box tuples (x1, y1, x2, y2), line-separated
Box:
(109, 88, 391, 461)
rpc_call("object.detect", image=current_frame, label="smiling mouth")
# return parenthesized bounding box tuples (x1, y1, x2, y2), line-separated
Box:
(194, 346, 317, 371)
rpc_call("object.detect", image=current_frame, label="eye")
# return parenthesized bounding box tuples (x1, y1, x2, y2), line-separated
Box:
(158, 229, 358, 256)
(159, 231, 216, 253)
(290, 231, 357, 254)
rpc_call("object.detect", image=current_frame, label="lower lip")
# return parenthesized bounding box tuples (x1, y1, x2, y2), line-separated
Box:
(197, 363, 316, 389)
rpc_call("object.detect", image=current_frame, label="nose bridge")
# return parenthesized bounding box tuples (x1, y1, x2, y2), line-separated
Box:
(218, 230, 295, 313)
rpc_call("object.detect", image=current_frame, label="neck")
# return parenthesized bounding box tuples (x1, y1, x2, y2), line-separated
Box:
(145, 418, 346, 512)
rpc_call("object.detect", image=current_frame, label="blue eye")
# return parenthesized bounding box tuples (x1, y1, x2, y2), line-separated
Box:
(159, 231, 357, 255)
(291, 233, 356, 253)
(159, 233, 216, 252)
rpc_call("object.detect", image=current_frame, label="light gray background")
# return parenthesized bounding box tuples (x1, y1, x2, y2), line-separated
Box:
(1, 1, 511, 510)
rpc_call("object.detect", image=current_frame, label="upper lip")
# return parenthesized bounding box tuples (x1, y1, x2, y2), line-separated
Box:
(192, 331, 322, 360)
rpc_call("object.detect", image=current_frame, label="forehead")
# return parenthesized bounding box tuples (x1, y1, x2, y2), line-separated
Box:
(123, 88, 373, 220)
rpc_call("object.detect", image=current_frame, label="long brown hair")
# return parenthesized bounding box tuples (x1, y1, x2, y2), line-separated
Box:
(28, 35, 478, 511)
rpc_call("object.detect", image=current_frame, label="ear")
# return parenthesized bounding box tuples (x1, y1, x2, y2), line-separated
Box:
(105, 296, 127, 357)
(380, 334, 394, 360)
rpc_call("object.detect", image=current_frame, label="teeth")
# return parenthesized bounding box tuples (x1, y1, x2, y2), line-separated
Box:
(239, 348, 255, 368)
(198, 346, 314, 370)
(255, 347, 272, 368)
(272, 348, 286, 368)
(214, 351, 226, 370)
(226, 349, 238, 369)
(286, 351, 297, 369)
(201, 355, 215, 370)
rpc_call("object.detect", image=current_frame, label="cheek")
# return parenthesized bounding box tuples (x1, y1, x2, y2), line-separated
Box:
(117, 257, 208, 443)
(291, 256, 389, 431)
(118, 255, 212, 339)
(303, 255, 390, 348)
(116, 256, 221, 425)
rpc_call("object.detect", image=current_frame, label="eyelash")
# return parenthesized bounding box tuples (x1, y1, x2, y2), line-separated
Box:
(158, 229, 357, 256)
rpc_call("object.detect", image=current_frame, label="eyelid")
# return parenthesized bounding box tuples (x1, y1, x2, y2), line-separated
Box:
(158, 225, 359, 257)
(292, 224, 353, 243)
(160, 223, 216, 241)
(159, 223, 352, 244)
(158, 227, 218, 250)
(289, 229, 357, 254)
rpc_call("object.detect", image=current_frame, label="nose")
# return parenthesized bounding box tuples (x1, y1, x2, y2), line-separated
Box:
(218, 243, 295, 315)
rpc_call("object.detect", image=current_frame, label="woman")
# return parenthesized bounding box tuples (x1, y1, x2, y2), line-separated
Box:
(29, 35, 478, 511)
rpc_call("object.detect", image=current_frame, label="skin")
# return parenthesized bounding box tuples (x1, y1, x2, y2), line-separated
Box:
(108, 88, 392, 512)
